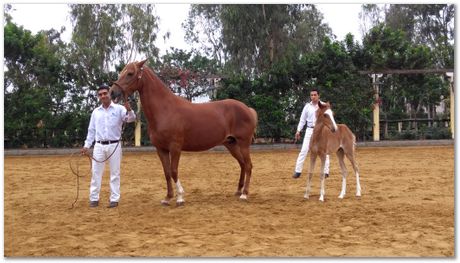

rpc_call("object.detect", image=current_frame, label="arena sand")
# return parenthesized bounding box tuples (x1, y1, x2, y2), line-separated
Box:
(4, 146, 454, 256)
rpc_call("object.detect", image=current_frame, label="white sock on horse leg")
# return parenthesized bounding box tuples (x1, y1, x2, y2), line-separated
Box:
(176, 180, 185, 202)
(356, 172, 361, 196)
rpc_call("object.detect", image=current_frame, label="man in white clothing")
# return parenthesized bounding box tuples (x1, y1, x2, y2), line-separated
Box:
(81, 84, 136, 208)
(293, 89, 330, 178)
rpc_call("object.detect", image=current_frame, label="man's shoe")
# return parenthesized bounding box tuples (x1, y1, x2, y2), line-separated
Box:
(292, 172, 301, 179)
(325, 173, 329, 178)
(89, 201, 99, 207)
(107, 202, 118, 208)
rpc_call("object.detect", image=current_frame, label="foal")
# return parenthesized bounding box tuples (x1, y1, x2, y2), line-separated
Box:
(304, 102, 362, 202)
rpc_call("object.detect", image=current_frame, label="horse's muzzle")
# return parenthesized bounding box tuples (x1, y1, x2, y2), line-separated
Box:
(109, 86, 123, 102)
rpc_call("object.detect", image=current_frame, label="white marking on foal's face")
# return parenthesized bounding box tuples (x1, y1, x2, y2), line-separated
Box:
(324, 109, 338, 132)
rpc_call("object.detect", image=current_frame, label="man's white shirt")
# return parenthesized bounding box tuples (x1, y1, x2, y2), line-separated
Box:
(84, 101, 136, 148)
(296, 101, 324, 132)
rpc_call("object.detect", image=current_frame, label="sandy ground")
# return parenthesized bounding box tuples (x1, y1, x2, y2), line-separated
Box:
(4, 146, 454, 257)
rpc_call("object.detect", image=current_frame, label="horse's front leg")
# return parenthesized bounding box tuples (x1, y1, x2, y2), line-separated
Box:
(156, 148, 174, 206)
(169, 146, 185, 206)
(304, 154, 317, 200)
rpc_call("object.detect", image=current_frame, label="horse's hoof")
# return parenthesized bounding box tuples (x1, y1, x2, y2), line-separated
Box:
(303, 194, 309, 200)
(161, 200, 170, 206)
(176, 201, 185, 207)
(319, 197, 325, 202)
(338, 195, 345, 199)
(239, 194, 248, 201)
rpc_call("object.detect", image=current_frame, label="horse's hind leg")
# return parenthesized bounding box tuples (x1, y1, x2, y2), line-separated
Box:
(318, 155, 327, 202)
(156, 148, 174, 206)
(224, 142, 245, 196)
(336, 148, 348, 199)
(239, 145, 253, 200)
(345, 151, 361, 197)
(304, 154, 317, 200)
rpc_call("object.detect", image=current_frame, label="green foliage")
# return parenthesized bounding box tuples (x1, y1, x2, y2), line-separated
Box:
(215, 37, 374, 141)
(155, 48, 221, 101)
(68, 4, 160, 109)
(185, 4, 333, 77)
(4, 21, 88, 148)
(3, 4, 454, 148)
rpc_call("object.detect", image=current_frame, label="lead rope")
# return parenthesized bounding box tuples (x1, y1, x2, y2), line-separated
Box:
(68, 115, 128, 209)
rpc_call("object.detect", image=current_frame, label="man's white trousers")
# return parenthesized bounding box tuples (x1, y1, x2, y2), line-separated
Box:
(89, 143, 122, 202)
(295, 128, 330, 174)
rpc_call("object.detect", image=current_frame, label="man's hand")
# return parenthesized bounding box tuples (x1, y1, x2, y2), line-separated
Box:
(81, 147, 89, 156)
(295, 131, 301, 142)
(124, 101, 132, 112)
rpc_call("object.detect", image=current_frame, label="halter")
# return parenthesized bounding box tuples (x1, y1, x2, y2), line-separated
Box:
(111, 65, 144, 95)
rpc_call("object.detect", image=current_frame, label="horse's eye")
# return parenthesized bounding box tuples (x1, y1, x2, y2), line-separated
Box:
(127, 72, 134, 77)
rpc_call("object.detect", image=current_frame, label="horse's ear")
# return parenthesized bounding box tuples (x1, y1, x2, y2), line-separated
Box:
(138, 59, 148, 68)
(318, 101, 325, 109)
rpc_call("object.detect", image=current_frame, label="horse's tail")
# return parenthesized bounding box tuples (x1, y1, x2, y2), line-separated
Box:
(249, 107, 258, 143)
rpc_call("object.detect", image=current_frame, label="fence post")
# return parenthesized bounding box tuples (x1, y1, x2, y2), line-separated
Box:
(447, 72, 454, 139)
(372, 74, 380, 141)
(135, 96, 142, 147)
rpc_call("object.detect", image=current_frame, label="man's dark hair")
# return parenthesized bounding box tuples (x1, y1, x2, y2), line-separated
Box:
(310, 88, 319, 95)
(97, 84, 110, 92)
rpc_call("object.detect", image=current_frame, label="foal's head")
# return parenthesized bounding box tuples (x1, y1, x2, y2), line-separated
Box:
(317, 101, 338, 132)
(110, 59, 148, 102)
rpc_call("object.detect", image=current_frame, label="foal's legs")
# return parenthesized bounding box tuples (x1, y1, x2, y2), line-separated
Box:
(336, 149, 348, 199)
(156, 148, 174, 205)
(345, 151, 361, 197)
(304, 154, 317, 199)
(223, 143, 246, 196)
(318, 155, 327, 202)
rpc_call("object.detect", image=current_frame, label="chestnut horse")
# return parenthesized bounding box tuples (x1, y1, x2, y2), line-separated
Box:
(304, 101, 362, 202)
(110, 59, 258, 206)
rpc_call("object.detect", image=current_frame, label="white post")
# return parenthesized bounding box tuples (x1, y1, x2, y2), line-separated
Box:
(135, 96, 142, 147)
(446, 72, 454, 139)
(372, 74, 380, 141)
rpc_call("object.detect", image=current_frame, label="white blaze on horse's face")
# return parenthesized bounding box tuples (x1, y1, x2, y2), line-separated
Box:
(324, 109, 338, 132)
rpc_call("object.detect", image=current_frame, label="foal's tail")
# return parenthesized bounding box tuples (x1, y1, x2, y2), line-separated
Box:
(249, 107, 258, 143)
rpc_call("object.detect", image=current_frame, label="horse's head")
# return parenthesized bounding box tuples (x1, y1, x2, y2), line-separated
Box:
(317, 101, 338, 133)
(110, 59, 148, 102)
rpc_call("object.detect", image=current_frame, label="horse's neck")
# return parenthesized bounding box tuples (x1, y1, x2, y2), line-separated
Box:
(138, 69, 182, 124)
(312, 119, 327, 142)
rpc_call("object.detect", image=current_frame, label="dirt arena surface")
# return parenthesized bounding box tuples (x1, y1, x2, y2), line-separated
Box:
(4, 145, 454, 257)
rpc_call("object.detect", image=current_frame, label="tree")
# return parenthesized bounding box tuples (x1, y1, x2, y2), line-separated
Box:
(362, 24, 449, 131)
(155, 48, 221, 102)
(361, 4, 455, 68)
(184, 4, 332, 77)
(183, 5, 225, 68)
(68, 4, 160, 109)
(4, 21, 78, 147)
(359, 4, 386, 38)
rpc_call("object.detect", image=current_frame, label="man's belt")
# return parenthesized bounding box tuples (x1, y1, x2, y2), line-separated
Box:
(307, 126, 315, 129)
(96, 140, 119, 145)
